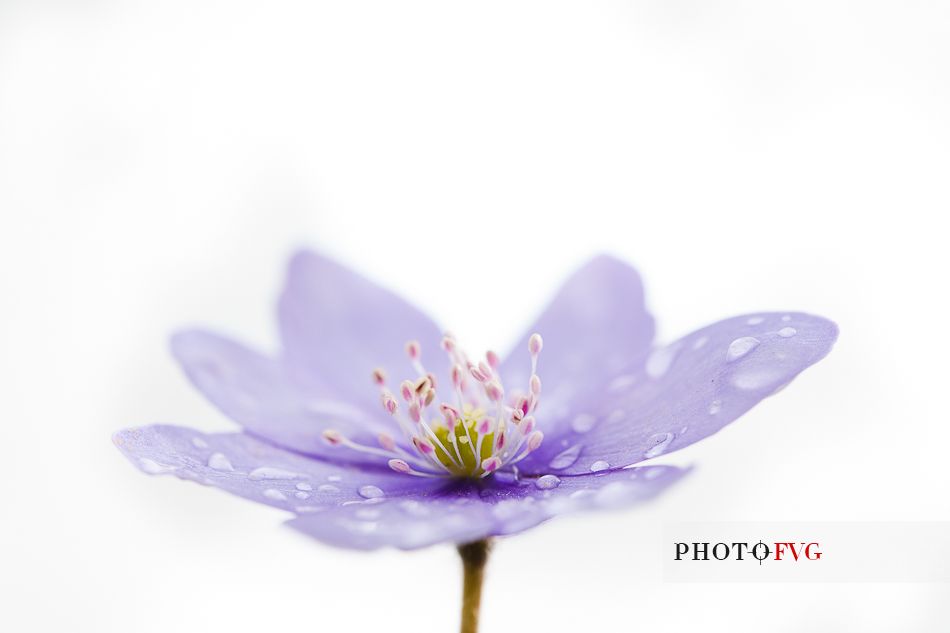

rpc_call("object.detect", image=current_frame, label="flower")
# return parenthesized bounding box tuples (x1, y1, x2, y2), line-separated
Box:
(114, 251, 838, 551)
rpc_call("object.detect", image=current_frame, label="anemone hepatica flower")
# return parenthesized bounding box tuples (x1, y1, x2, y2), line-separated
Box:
(114, 250, 837, 632)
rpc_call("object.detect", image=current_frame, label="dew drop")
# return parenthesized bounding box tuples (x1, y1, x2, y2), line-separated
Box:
(358, 485, 384, 499)
(248, 467, 300, 481)
(549, 445, 581, 470)
(294, 491, 311, 500)
(707, 399, 722, 415)
(781, 315, 792, 322)
(535, 474, 561, 490)
(590, 460, 610, 472)
(607, 374, 637, 393)
(355, 507, 381, 520)
(400, 500, 429, 516)
(726, 336, 760, 361)
(747, 316, 765, 325)
(644, 432, 674, 458)
(692, 336, 709, 350)
(571, 413, 597, 434)
(606, 409, 626, 424)
(262, 488, 287, 501)
(732, 368, 785, 390)
(327, 474, 342, 482)
(207, 452, 234, 472)
(295, 482, 313, 491)
(645, 344, 680, 378)
(317, 484, 340, 493)
(777, 327, 797, 338)
(139, 458, 173, 474)
(191, 437, 209, 449)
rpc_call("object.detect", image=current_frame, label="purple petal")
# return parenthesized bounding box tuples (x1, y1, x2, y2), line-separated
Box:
(518, 312, 838, 475)
(286, 465, 686, 550)
(278, 250, 446, 412)
(499, 255, 654, 442)
(113, 425, 435, 512)
(171, 329, 393, 465)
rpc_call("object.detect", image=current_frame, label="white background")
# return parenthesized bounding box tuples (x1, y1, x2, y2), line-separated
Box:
(1, 1, 948, 631)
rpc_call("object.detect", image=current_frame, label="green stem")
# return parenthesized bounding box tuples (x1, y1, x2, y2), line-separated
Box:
(457, 539, 491, 633)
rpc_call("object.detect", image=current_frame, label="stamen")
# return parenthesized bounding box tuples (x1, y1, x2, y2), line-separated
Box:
(322, 429, 343, 446)
(480, 456, 501, 474)
(530, 374, 541, 395)
(363, 330, 547, 479)
(484, 381, 503, 402)
(529, 333, 543, 375)
(527, 430, 544, 451)
(528, 333, 543, 356)
(378, 433, 396, 451)
(413, 436, 435, 455)
(388, 458, 411, 473)
(381, 391, 398, 414)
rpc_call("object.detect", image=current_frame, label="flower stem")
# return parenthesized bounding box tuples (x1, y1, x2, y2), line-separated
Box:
(457, 538, 491, 633)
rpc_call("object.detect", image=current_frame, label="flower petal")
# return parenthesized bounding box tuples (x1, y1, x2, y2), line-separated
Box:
(517, 312, 838, 475)
(278, 250, 446, 412)
(286, 465, 686, 550)
(499, 255, 655, 440)
(171, 329, 393, 465)
(113, 425, 435, 512)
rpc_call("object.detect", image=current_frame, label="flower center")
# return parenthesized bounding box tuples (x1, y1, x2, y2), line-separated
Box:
(322, 332, 545, 479)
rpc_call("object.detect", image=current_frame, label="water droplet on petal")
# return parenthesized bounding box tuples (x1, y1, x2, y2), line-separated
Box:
(262, 488, 287, 501)
(191, 437, 208, 449)
(608, 374, 637, 393)
(590, 460, 610, 472)
(358, 485, 384, 499)
(781, 315, 792, 322)
(571, 413, 597, 433)
(248, 467, 300, 481)
(708, 399, 722, 415)
(327, 474, 342, 482)
(692, 336, 709, 350)
(207, 452, 234, 471)
(645, 344, 681, 378)
(606, 409, 626, 424)
(295, 482, 313, 491)
(294, 491, 311, 500)
(549, 445, 581, 470)
(732, 368, 785, 390)
(726, 336, 760, 361)
(535, 474, 561, 490)
(400, 500, 429, 516)
(777, 327, 797, 338)
(644, 432, 674, 458)
(317, 484, 340, 493)
(747, 316, 765, 325)
(355, 507, 381, 520)
(139, 458, 174, 474)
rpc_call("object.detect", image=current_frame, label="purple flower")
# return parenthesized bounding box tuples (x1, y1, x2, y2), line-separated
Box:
(114, 251, 837, 551)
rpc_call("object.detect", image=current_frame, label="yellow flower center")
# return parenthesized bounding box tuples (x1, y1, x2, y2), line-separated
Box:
(432, 409, 495, 476)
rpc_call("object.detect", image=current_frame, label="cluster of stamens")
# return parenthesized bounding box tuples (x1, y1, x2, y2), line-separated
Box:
(322, 333, 545, 479)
